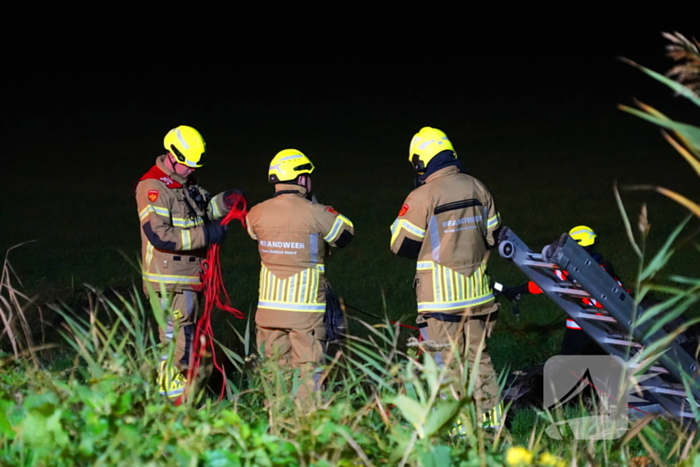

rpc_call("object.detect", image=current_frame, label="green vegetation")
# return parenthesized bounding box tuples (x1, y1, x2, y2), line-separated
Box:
(2, 32, 700, 465)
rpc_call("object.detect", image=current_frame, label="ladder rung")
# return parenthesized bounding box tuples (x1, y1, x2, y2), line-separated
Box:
(523, 260, 558, 269)
(603, 337, 643, 348)
(573, 312, 617, 323)
(550, 286, 590, 297)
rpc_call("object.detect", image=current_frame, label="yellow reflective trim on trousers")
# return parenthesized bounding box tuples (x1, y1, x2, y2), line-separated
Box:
(390, 218, 426, 245)
(143, 273, 201, 285)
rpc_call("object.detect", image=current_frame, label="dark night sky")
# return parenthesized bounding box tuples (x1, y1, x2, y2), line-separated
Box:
(3, 19, 697, 162)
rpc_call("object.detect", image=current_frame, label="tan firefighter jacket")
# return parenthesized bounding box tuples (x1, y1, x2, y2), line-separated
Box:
(246, 184, 354, 328)
(135, 155, 230, 293)
(390, 166, 501, 316)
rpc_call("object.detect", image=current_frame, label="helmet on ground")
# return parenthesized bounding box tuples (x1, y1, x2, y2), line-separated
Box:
(268, 149, 315, 183)
(409, 126, 456, 173)
(569, 225, 597, 247)
(164, 125, 206, 168)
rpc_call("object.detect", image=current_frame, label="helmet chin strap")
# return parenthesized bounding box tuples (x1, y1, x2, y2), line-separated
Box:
(297, 175, 313, 199)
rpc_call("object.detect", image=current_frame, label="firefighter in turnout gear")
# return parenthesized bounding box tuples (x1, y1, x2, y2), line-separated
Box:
(499, 225, 628, 355)
(135, 125, 242, 400)
(246, 149, 354, 407)
(390, 127, 503, 428)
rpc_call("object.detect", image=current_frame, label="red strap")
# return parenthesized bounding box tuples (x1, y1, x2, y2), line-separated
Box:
(181, 193, 248, 403)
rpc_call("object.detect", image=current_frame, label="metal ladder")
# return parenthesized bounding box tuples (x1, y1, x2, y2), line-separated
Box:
(497, 226, 700, 421)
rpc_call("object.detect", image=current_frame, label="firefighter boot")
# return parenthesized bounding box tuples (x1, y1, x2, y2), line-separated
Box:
(157, 360, 187, 401)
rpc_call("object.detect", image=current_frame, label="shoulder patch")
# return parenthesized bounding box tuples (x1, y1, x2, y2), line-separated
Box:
(398, 203, 409, 217)
(148, 190, 159, 202)
(326, 206, 338, 214)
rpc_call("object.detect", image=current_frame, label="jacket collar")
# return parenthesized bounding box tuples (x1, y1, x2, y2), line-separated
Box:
(424, 165, 460, 183)
(156, 154, 188, 185)
(274, 183, 308, 197)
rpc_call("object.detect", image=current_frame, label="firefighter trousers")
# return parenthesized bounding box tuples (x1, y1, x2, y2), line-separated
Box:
(256, 312, 326, 407)
(157, 290, 199, 369)
(417, 311, 500, 412)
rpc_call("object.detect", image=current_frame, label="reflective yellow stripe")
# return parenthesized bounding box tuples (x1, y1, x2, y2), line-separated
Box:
(143, 273, 201, 285)
(144, 243, 156, 280)
(181, 229, 192, 250)
(324, 214, 353, 243)
(417, 261, 494, 312)
(487, 212, 500, 229)
(172, 217, 203, 228)
(390, 218, 426, 245)
(210, 198, 223, 219)
(139, 205, 153, 221)
(247, 223, 258, 240)
(259, 264, 324, 310)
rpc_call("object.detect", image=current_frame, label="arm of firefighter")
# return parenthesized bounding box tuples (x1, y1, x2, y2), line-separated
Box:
(209, 189, 246, 220)
(317, 206, 354, 248)
(389, 196, 427, 258)
(482, 187, 501, 248)
(136, 180, 207, 251)
(245, 213, 258, 241)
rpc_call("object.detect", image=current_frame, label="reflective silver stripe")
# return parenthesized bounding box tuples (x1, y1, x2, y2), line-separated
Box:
(172, 217, 202, 228)
(160, 387, 185, 397)
(390, 219, 426, 245)
(487, 212, 500, 229)
(417, 261, 433, 270)
(429, 216, 440, 262)
(566, 319, 582, 329)
(248, 222, 258, 240)
(258, 301, 325, 312)
(181, 229, 192, 249)
(310, 233, 318, 263)
(417, 292, 495, 311)
(143, 273, 201, 284)
(139, 205, 154, 221)
(176, 128, 189, 149)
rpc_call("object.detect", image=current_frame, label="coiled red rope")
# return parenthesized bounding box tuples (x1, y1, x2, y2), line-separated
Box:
(183, 193, 248, 402)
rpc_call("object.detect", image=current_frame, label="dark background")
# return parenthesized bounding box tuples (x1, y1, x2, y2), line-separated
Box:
(2, 21, 698, 311)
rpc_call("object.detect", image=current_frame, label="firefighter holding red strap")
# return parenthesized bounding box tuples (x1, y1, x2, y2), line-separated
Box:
(135, 125, 243, 400)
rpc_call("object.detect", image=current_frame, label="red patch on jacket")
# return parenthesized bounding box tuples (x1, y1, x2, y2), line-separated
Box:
(398, 203, 409, 217)
(148, 190, 159, 202)
(326, 206, 338, 214)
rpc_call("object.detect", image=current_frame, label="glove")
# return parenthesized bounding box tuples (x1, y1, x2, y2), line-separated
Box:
(502, 283, 529, 301)
(204, 220, 228, 246)
(221, 189, 245, 210)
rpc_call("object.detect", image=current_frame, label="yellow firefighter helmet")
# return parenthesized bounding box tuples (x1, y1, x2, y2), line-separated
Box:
(409, 126, 456, 173)
(569, 225, 597, 247)
(268, 149, 315, 183)
(163, 125, 206, 168)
